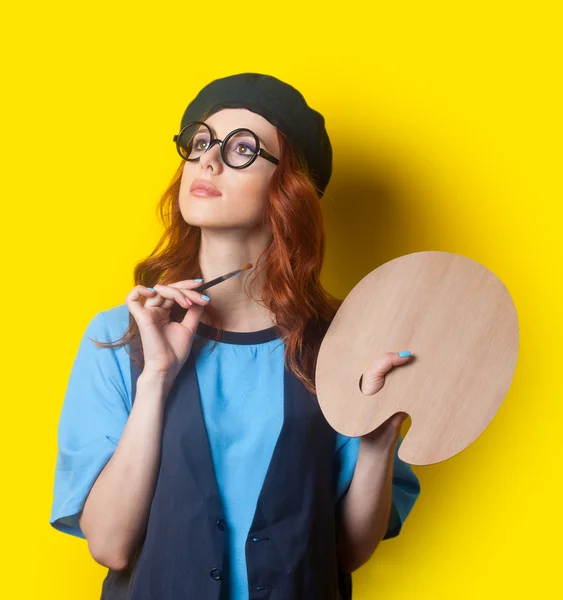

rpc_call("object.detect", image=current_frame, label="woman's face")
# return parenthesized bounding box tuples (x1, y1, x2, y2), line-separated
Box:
(179, 108, 280, 231)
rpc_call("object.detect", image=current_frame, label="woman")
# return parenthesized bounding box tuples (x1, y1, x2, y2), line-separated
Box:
(50, 72, 421, 600)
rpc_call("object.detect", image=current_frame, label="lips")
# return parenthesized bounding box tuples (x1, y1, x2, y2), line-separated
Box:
(190, 179, 222, 196)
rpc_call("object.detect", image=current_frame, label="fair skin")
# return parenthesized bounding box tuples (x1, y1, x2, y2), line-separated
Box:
(179, 108, 280, 331)
(78, 109, 282, 569)
(337, 355, 412, 573)
(180, 110, 414, 571)
(78, 107, 412, 573)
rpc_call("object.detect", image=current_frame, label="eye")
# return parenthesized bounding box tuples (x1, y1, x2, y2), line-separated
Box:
(193, 136, 209, 150)
(235, 143, 256, 155)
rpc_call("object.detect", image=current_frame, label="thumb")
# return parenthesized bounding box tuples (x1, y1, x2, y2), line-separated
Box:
(361, 351, 412, 395)
(180, 303, 206, 335)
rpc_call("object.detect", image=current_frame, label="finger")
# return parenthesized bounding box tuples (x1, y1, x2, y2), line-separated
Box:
(369, 351, 412, 376)
(126, 285, 158, 320)
(181, 288, 211, 306)
(126, 285, 155, 303)
(156, 280, 211, 308)
(141, 287, 173, 310)
(167, 279, 205, 289)
(151, 284, 192, 310)
(153, 286, 209, 308)
(361, 352, 413, 395)
(165, 285, 211, 309)
(179, 299, 206, 333)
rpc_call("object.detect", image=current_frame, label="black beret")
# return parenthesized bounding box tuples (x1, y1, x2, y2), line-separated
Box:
(178, 72, 332, 198)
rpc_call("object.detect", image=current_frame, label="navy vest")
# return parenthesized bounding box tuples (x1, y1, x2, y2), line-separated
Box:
(100, 324, 352, 600)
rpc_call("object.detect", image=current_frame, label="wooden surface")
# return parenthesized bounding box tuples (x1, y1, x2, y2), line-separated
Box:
(315, 251, 519, 465)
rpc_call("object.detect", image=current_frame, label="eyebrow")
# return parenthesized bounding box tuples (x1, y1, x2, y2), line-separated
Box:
(204, 125, 271, 151)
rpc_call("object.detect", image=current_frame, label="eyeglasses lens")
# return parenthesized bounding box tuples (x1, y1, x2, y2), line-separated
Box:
(177, 123, 258, 167)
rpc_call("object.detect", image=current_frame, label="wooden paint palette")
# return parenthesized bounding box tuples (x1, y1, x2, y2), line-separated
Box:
(315, 251, 519, 465)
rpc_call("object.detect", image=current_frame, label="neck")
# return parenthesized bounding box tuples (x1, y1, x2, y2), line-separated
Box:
(197, 226, 276, 332)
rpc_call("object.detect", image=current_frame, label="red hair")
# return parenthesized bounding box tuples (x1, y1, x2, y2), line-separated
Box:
(94, 115, 342, 395)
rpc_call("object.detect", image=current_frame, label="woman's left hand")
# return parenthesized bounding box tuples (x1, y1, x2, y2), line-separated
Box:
(359, 351, 413, 446)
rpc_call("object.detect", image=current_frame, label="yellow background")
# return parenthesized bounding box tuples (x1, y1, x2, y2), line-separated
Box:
(1, 1, 560, 598)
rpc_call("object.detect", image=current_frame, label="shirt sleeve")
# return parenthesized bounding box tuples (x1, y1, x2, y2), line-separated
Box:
(334, 432, 421, 540)
(49, 311, 130, 539)
(334, 433, 361, 504)
(382, 433, 421, 539)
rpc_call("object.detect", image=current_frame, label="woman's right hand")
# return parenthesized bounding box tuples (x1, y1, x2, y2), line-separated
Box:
(125, 280, 211, 381)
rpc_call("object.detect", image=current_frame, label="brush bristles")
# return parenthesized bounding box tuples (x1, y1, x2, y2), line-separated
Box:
(241, 263, 253, 271)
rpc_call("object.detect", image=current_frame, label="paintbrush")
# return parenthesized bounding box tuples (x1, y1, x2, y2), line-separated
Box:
(193, 263, 253, 294)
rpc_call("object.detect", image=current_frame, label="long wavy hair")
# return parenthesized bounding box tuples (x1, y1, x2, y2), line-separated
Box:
(93, 109, 342, 395)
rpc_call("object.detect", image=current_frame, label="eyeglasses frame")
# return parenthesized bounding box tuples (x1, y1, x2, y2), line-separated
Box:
(172, 121, 280, 169)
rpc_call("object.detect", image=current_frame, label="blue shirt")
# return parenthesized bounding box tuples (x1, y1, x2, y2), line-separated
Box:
(50, 304, 420, 597)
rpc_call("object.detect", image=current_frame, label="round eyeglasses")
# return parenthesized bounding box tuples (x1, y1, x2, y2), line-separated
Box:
(172, 121, 280, 169)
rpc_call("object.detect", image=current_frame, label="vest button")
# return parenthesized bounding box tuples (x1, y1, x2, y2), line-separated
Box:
(210, 568, 222, 580)
(216, 518, 226, 531)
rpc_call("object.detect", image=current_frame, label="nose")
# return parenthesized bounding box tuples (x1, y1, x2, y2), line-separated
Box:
(198, 139, 224, 171)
